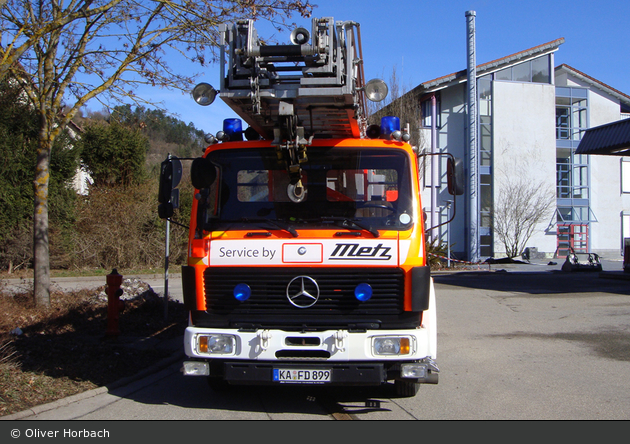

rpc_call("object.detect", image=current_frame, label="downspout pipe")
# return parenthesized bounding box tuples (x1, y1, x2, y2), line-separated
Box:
(431, 93, 438, 243)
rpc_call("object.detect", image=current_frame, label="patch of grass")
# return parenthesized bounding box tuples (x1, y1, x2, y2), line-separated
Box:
(0, 267, 169, 280)
(0, 285, 187, 417)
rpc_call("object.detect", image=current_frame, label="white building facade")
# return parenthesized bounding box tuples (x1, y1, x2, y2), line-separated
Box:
(404, 39, 630, 261)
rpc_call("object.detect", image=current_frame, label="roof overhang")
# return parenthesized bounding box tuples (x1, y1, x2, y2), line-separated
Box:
(411, 38, 565, 96)
(556, 64, 630, 109)
(576, 118, 630, 156)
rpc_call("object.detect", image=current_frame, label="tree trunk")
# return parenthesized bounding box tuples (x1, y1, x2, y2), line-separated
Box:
(33, 133, 52, 308)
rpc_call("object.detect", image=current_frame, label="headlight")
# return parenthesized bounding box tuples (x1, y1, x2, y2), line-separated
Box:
(373, 336, 411, 356)
(197, 334, 235, 355)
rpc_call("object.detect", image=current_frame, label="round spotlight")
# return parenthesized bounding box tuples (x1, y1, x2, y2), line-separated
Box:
(364, 79, 388, 103)
(290, 27, 310, 45)
(245, 127, 261, 141)
(354, 283, 373, 302)
(233, 283, 251, 301)
(192, 83, 217, 106)
(366, 124, 381, 139)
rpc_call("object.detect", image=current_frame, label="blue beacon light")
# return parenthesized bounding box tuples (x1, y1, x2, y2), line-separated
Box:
(354, 283, 373, 302)
(380, 116, 400, 138)
(223, 118, 243, 141)
(233, 283, 251, 301)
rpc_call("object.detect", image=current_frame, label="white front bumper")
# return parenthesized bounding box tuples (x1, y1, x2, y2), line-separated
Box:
(184, 326, 435, 362)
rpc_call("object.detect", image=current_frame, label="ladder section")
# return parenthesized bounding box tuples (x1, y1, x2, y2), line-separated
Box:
(218, 17, 368, 140)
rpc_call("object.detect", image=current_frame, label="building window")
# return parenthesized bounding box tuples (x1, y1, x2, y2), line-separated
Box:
(421, 97, 441, 128)
(478, 75, 492, 168)
(495, 55, 551, 84)
(622, 213, 630, 252)
(556, 88, 588, 140)
(622, 159, 630, 193)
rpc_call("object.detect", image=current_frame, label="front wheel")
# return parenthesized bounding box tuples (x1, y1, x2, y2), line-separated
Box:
(394, 379, 420, 397)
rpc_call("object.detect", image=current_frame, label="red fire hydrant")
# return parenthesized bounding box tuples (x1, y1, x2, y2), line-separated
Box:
(105, 269, 124, 337)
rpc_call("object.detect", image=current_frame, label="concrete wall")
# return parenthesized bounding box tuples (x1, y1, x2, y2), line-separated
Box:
(492, 80, 558, 257)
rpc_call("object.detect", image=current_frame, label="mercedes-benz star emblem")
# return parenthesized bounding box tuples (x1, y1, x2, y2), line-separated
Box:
(286, 276, 319, 308)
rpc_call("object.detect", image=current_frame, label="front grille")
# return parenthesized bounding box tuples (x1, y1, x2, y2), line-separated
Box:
(203, 267, 404, 316)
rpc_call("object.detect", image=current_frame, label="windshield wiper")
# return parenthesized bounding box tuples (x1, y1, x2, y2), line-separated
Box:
(319, 217, 379, 238)
(241, 218, 299, 238)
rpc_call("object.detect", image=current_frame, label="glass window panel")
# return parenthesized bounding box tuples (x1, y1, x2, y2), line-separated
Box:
(575, 166, 588, 186)
(481, 213, 492, 228)
(479, 99, 491, 116)
(556, 107, 570, 139)
(421, 100, 432, 128)
(478, 78, 492, 99)
(421, 99, 441, 128)
(556, 97, 571, 106)
(572, 97, 587, 107)
(573, 187, 589, 199)
(558, 208, 572, 222)
(480, 183, 492, 212)
(496, 67, 511, 81)
(572, 88, 588, 98)
(556, 87, 571, 97)
(557, 148, 571, 161)
(623, 214, 630, 245)
(575, 207, 587, 221)
(326, 169, 398, 202)
(531, 56, 550, 83)
(237, 170, 269, 202)
(623, 161, 630, 193)
(513, 62, 531, 82)
(480, 150, 492, 167)
(577, 108, 587, 128)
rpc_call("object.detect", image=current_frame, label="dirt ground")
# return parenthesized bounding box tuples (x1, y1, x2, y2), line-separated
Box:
(0, 283, 187, 417)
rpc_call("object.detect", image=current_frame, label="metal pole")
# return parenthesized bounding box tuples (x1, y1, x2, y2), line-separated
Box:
(164, 153, 171, 322)
(446, 200, 453, 268)
(466, 10, 479, 263)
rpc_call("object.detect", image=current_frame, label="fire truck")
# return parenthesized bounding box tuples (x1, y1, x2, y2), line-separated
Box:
(160, 17, 461, 396)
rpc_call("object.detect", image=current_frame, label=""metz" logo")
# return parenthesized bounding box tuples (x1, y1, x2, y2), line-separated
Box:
(329, 243, 392, 261)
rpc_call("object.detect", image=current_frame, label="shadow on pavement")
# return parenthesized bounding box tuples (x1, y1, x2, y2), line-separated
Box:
(434, 269, 630, 296)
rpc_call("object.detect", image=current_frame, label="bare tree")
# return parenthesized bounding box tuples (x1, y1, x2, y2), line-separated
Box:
(493, 177, 555, 258)
(368, 65, 423, 149)
(0, 0, 313, 307)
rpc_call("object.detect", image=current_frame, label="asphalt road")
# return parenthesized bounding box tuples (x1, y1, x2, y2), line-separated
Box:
(2, 272, 183, 303)
(3, 260, 630, 420)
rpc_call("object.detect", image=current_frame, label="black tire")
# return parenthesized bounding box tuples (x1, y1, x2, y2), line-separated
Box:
(394, 379, 420, 397)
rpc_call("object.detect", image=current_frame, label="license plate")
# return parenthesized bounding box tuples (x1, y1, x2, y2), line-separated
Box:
(273, 368, 331, 383)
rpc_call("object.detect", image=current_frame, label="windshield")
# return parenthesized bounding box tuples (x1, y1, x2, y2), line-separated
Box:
(195, 146, 414, 233)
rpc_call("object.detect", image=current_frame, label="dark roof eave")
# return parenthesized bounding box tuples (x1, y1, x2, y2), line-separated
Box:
(576, 118, 630, 156)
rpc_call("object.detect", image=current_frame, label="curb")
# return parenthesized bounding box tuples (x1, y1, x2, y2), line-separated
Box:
(1, 345, 185, 421)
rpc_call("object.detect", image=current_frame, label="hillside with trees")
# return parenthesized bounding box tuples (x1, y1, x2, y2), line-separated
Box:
(0, 98, 201, 274)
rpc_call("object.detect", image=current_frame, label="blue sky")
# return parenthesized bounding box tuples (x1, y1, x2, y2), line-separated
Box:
(128, 0, 630, 134)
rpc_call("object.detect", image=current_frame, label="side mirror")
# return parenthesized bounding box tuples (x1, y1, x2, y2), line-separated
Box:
(447, 156, 464, 196)
(191, 156, 217, 190)
(158, 156, 182, 219)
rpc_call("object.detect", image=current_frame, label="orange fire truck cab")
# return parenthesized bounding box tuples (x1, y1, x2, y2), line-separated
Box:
(161, 17, 460, 397)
